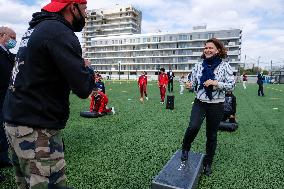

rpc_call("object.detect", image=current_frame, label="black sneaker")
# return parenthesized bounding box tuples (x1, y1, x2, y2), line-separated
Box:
(181, 150, 189, 161)
(203, 164, 212, 176)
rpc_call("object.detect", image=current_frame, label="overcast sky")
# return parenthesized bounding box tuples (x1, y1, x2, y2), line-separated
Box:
(1, 0, 283, 68)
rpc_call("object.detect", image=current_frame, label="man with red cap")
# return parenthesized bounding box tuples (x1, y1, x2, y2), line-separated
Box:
(2, 0, 94, 188)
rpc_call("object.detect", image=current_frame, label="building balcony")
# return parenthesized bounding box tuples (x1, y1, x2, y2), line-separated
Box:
(85, 21, 139, 28)
(90, 39, 241, 47)
(89, 61, 199, 66)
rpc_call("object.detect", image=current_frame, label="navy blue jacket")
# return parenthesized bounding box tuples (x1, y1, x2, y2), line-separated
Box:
(167, 71, 175, 81)
(257, 73, 264, 85)
(3, 11, 94, 129)
(0, 47, 14, 111)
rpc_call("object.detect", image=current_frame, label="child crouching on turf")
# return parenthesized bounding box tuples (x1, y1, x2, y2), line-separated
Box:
(89, 88, 115, 116)
(222, 91, 236, 123)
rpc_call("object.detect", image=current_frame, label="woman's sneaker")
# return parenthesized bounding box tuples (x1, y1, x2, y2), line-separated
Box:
(181, 150, 189, 161)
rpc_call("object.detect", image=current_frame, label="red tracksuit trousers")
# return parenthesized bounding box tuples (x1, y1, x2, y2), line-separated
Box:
(159, 85, 166, 102)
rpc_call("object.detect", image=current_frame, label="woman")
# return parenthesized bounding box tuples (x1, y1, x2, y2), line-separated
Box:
(181, 38, 235, 176)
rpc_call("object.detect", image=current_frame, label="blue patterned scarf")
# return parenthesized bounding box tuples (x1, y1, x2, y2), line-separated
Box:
(199, 55, 222, 100)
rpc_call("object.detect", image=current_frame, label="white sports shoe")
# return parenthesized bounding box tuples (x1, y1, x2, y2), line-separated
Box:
(111, 107, 115, 115)
(145, 96, 149, 101)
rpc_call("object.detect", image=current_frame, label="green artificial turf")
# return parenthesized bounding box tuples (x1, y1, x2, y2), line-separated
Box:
(1, 82, 284, 189)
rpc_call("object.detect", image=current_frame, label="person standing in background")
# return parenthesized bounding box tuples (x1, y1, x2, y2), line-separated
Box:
(138, 71, 148, 102)
(257, 72, 265, 96)
(0, 26, 16, 182)
(242, 72, 247, 89)
(179, 75, 186, 94)
(158, 68, 168, 104)
(167, 68, 175, 92)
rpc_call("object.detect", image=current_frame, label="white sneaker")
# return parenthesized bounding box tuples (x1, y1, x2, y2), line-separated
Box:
(111, 107, 115, 115)
(145, 96, 149, 101)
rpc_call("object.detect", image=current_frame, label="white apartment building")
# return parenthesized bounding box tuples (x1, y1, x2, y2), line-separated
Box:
(85, 28, 242, 78)
(82, 5, 142, 57)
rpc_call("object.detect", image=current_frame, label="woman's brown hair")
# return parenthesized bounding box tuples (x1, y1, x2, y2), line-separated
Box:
(201, 38, 227, 59)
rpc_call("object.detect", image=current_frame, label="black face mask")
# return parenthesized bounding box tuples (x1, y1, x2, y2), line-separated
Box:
(72, 4, 86, 32)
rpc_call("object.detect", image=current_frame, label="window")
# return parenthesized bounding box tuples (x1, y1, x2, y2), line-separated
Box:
(208, 33, 214, 39)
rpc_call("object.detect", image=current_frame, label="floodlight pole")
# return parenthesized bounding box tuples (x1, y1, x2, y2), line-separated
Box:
(118, 61, 121, 80)
(128, 64, 130, 80)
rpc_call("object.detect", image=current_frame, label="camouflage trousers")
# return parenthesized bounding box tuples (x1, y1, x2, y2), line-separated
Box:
(4, 123, 67, 189)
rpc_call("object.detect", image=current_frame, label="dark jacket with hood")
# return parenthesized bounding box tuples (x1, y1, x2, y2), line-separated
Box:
(3, 11, 94, 129)
(0, 46, 15, 112)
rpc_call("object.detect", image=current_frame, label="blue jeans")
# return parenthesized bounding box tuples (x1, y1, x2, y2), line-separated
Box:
(182, 98, 224, 165)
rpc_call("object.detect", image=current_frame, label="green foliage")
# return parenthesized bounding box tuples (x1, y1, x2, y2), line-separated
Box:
(2, 82, 284, 189)
(240, 67, 269, 75)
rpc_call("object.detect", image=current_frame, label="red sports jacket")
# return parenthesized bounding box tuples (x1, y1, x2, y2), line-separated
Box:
(158, 73, 168, 86)
(90, 91, 109, 113)
(138, 75, 147, 86)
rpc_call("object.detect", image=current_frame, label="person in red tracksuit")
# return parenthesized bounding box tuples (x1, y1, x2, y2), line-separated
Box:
(89, 88, 115, 116)
(138, 71, 148, 102)
(158, 68, 168, 104)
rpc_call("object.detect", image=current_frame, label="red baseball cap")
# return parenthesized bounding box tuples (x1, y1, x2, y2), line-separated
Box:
(42, 0, 87, 13)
